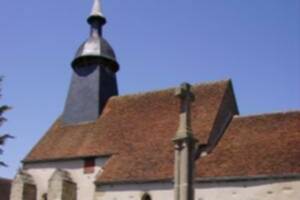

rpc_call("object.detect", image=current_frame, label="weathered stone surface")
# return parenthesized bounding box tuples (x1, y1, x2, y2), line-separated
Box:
(48, 169, 77, 200)
(174, 83, 198, 200)
(10, 170, 36, 200)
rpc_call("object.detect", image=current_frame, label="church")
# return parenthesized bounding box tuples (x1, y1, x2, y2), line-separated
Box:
(10, 1, 300, 200)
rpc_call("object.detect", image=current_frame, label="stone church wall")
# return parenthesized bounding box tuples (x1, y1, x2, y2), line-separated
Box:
(22, 158, 300, 200)
(23, 157, 108, 200)
(95, 178, 300, 200)
(95, 182, 172, 200)
(194, 178, 300, 200)
(10, 171, 37, 200)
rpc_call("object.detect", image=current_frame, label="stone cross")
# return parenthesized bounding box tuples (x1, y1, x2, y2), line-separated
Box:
(174, 82, 195, 139)
(173, 82, 198, 200)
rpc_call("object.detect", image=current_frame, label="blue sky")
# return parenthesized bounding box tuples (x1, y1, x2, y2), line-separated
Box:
(0, 0, 299, 178)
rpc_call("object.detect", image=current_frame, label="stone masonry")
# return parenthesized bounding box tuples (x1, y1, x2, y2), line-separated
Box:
(48, 169, 77, 200)
(173, 83, 198, 200)
(10, 170, 37, 200)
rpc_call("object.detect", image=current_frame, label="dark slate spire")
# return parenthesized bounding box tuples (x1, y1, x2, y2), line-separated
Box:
(62, 0, 119, 124)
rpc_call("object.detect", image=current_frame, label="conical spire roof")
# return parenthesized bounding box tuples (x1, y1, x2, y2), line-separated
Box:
(87, 0, 106, 25)
(90, 0, 104, 18)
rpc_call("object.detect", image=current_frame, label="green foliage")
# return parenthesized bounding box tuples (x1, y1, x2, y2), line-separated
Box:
(0, 77, 13, 167)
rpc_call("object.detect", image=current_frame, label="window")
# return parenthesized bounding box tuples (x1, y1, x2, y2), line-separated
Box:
(84, 157, 95, 174)
(141, 193, 152, 200)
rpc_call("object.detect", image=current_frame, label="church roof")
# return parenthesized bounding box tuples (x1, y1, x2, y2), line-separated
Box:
(23, 80, 300, 184)
(24, 80, 237, 163)
(97, 112, 300, 184)
(197, 111, 300, 179)
(72, 0, 119, 71)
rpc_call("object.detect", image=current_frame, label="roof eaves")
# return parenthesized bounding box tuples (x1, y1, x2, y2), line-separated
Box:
(95, 173, 300, 186)
(23, 154, 112, 164)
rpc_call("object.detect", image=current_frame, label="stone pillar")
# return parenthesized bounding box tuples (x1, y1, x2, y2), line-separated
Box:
(10, 170, 37, 200)
(48, 169, 77, 200)
(173, 83, 198, 200)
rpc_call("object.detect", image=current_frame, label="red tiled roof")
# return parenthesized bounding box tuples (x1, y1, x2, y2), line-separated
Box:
(98, 111, 300, 184)
(197, 111, 300, 178)
(24, 80, 300, 184)
(96, 80, 238, 183)
(24, 80, 237, 175)
(0, 178, 11, 200)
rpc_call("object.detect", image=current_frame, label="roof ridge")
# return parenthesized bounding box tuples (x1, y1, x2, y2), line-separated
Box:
(233, 110, 300, 119)
(111, 79, 231, 100)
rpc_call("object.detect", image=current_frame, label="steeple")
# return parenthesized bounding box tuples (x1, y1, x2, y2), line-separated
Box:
(72, 0, 118, 72)
(62, 0, 119, 124)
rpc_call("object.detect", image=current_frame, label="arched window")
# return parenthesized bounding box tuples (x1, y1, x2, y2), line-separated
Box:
(141, 193, 152, 200)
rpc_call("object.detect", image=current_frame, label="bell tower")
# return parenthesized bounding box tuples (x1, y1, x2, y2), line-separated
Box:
(62, 0, 119, 124)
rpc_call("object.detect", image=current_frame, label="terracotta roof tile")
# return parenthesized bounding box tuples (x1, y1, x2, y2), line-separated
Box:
(24, 79, 300, 184)
(24, 80, 236, 172)
(197, 111, 300, 178)
(24, 80, 300, 183)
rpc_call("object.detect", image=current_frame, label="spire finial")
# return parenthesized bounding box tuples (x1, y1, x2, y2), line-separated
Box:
(91, 0, 104, 17)
(88, 0, 106, 25)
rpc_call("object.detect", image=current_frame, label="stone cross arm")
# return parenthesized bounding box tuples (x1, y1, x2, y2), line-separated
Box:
(175, 82, 195, 102)
(174, 82, 196, 140)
